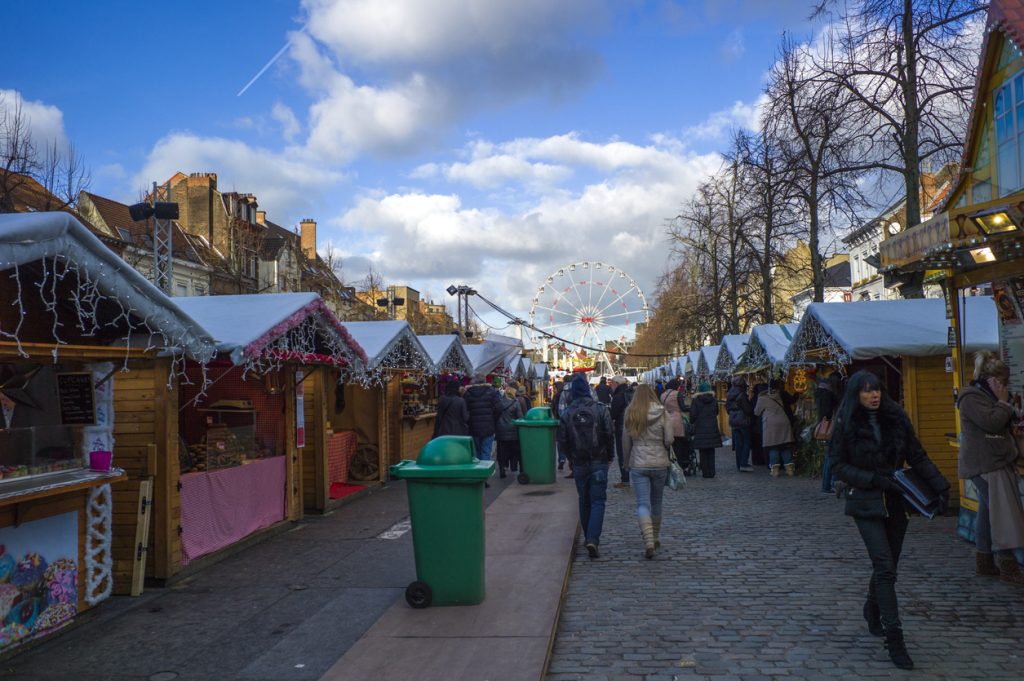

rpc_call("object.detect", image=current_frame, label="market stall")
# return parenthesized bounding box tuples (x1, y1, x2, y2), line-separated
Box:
(532, 362, 550, 406)
(785, 299, 999, 496)
(341, 321, 434, 474)
(878, 1, 1024, 544)
(714, 334, 751, 381)
(418, 334, 474, 438)
(734, 323, 799, 380)
(0, 212, 216, 655)
(171, 293, 366, 562)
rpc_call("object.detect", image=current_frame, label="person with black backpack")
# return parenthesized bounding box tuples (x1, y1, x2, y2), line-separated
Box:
(557, 373, 614, 559)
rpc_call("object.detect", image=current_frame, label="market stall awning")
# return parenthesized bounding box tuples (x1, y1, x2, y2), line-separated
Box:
(174, 293, 367, 371)
(734, 323, 798, 374)
(533, 362, 549, 381)
(341, 320, 433, 376)
(698, 345, 721, 380)
(785, 297, 998, 366)
(684, 350, 701, 376)
(462, 333, 524, 377)
(417, 334, 473, 375)
(0, 211, 216, 362)
(714, 334, 750, 378)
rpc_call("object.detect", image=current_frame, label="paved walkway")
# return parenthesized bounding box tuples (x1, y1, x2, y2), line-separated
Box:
(547, 453, 1024, 680)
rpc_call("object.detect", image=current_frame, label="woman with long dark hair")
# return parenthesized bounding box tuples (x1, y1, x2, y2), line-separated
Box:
(828, 370, 949, 670)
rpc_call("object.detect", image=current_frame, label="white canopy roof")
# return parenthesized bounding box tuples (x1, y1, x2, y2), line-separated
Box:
(0, 211, 215, 362)
(174, 293, 366, 369)
(533, 362, 549, 380)
(341, 320, 432, 371)
(462, 333, 524, 377)
(685, 350, 701, 376)
(786, 297, 998, 365)
(417, 334, 473, 374)
(699, 345, 721, 377)
(715, 334, 750, 376)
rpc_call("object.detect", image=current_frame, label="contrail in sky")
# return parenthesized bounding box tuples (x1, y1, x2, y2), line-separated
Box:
(238, 39, 293, 96)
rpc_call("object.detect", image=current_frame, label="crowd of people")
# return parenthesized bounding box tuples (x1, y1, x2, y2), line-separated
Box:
(430, 355, 1024, 672)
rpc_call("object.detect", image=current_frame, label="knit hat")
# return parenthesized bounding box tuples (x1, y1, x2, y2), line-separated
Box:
(698, 381, 712, 392)
(570, 373, 591, 400)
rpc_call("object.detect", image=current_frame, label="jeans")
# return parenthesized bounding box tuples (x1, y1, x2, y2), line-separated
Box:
(614, 421, 627, 482)
(699, 448, 716, 478)
(732, 426, 750, 470)
(473, 434, 495, 461)
(854, 496, 909, 632)
(768, 447, 792, 467)
(573, 462, 609, 545)
(630, 467, 668, 519)
(820, 444, 835, 492)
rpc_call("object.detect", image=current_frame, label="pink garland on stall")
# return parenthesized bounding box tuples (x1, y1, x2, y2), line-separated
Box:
(241, 298, 369, 367)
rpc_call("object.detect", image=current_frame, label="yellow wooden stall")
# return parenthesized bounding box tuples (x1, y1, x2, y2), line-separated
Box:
(0, 212, 217, 657)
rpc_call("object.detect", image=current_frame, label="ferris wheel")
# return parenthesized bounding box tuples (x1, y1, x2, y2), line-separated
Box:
(529, 261, 649, 366)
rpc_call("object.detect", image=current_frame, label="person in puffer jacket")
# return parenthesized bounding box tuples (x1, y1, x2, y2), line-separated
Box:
(689, 382, 722, 478)
(622, 383, 673, 559)
(495, 387, 524, 478)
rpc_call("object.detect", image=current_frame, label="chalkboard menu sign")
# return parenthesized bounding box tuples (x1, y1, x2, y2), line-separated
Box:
(57, 372, 96, 425)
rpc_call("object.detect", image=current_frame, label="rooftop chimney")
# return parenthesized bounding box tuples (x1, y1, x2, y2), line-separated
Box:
(300, 219, 317, 260)
(256, 210, 266, 225)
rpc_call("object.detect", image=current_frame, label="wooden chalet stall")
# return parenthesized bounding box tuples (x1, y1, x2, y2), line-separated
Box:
(531, 362, 550, 406)
(713, 335, 750, 433)
(418, 334, 474, 406)
(0, 213, 216, 656)
(167, 293, 366, 570)
(340, 322, 434, 475)
(784, 298, 999, 500)
(879, 0, 1024, 546)
(697, 345, 729, 434)
(733, 324, 799, 382)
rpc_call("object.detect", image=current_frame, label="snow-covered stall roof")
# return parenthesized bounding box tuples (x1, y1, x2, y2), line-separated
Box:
(714, 334, 750, 378)
(174, 293, 367, 373)
(785, 297, 998, 367)
(698, 345, 721, 380)
(417, 334, 473, 375)
(735, 324, 799, 374)
(341, 321, 432, 378)
(463, 333, 524, 377)
(684, 350, 702, 376)
(504, 352, 525, 378)
(0, 211, 215, 362)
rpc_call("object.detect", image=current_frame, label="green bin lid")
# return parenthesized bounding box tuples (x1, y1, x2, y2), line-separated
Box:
(514, 405, 559, 428)
(388, 436, 495, 480)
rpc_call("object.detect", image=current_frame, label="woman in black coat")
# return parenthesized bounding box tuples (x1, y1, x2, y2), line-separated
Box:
(689, 381, 722, 478)
(828, 370, 949, 670)
(433, 381, 469, 438)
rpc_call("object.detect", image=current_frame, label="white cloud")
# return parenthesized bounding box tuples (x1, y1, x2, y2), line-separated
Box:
(329, 132, 722, 312)
(721, 28, 745, 62)
(0, 89, 68, 152)
(134, 133, 346, 222)
(685, 95, 766, 140)
(271, 103, 302, 143)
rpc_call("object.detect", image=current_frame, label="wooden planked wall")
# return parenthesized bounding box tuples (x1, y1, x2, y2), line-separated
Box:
(904, 356, 960, 502)
(301, 369, 328, 511)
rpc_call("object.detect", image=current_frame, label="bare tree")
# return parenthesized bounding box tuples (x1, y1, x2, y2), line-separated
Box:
(732, 126, 803, 324)
(768, 34, 870, 302)
(0, 94, 89, 212)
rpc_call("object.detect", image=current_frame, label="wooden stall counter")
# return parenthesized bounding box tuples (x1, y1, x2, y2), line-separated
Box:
(401, 412, 436, 460)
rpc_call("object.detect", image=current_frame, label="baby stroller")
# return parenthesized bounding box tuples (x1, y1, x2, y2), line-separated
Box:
(678, 416, 700, 477)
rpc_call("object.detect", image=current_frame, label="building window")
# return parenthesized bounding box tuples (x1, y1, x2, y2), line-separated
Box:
(993, 73, 1024, 196)
(175, 282, 189, 297)
(194, 283, 206, 296)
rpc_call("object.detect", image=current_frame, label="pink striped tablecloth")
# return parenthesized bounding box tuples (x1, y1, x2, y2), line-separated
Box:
(181, 456, 286, 564)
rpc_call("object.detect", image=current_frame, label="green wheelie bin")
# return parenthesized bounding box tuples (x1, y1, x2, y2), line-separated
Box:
(513, 406, 560, 484)
(389, 435, 495, 608)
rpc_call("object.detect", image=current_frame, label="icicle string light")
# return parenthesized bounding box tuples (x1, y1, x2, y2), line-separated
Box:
(435, 344, 471, 375)
(1, 254, 211, 388)
(364, 335, 432, 387)
(783, 314, 850, 371)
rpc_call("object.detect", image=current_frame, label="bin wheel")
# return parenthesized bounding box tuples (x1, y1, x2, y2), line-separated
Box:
(405, 581, 432, 609)
(517, 472, 530, 484)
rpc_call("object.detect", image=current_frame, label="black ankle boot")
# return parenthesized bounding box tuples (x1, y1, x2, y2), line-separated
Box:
(884, 628, 914, 670)
(863, 600, 883, 637)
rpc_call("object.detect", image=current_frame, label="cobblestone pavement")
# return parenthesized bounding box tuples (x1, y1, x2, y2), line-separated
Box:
(547, 451, 1024, 681)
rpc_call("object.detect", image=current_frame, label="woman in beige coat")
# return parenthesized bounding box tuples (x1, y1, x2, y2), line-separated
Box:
(622, 383, 673, 559)
(957, 351, 1024, 584)
(754, 379, 795, 476)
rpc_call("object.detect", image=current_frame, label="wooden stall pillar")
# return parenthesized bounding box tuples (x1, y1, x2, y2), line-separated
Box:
(285, 366, 302, 521)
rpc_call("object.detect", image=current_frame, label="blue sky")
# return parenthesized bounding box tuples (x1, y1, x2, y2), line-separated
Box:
(5, 0, 817, 338)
